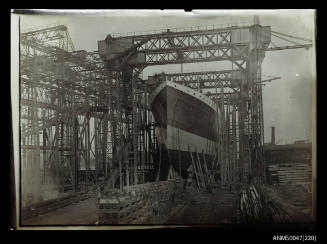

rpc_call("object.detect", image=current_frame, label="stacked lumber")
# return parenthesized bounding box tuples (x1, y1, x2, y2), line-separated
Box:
(268, 163, 312, 186)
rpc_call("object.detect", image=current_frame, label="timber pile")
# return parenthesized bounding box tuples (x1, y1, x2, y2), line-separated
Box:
(98, 179, 183, 224)
(21, 192, 91, 220)
(240, 185, 291, 223)
(263, 185, 305, 223)
(240, 185, 265, 223)
(268, 163, 312, 186)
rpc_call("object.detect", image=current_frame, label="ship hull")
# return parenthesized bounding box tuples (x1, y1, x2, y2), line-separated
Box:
(149, 81, 220, 180)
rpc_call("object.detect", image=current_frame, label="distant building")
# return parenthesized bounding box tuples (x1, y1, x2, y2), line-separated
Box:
(264, 141, 312, 165)
(264, 127, 312, 165)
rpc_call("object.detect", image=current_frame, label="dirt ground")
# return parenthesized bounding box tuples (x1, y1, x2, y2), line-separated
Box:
(267, 185, 313, 223)
(22, 188, 240, 226)
(22, 184, 311, 227)
(22, 197, 99, 226)
(165, 189, 240, 224)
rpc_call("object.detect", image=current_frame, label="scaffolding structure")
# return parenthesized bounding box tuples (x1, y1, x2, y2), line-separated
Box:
(19, 21, 312, 205)
(20, 25, 110, 203)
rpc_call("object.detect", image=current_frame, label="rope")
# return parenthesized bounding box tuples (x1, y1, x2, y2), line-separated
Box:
(271, 33, 302, 46)
(271, 30, 312, 43)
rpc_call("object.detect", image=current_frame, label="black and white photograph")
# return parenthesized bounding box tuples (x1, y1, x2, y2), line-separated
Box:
(10, 9, 316, 230)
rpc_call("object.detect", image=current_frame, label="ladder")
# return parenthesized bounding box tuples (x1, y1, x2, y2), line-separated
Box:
(188, 145, 212, 190)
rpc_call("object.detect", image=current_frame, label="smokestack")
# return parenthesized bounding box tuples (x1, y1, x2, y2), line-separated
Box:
(271, 126, 275, 145)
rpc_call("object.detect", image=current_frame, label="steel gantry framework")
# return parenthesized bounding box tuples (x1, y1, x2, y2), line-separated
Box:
(99, 23, 273, 186)
(20, 25, 113, 206)
(99, 21, 312, 186)
(19, 20, 312, 205)
(119, 27, 250, 67)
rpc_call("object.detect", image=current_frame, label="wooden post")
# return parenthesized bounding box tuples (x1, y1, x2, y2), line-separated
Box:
(189, 145, 200, 190)
(125, 141, 130, 190)
(202, 150, 210, 185)
(156, 143, 162, 182)
(126, 159, 129, 191)
(196, 150, 205, 188)
(119, 157, 122, 191)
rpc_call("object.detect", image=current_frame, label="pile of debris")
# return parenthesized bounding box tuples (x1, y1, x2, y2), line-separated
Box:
(97, 179, 183, 224)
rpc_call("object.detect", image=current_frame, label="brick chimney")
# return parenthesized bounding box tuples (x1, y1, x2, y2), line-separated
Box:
(271, 126, 275, 145)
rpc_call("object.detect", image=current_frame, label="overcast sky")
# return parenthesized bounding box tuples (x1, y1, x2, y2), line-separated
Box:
(18, 9, 316, 145)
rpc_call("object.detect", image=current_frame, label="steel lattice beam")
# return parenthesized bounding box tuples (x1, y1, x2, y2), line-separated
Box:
(21, 25, 75, 52)
(161, 69, 243, 91)
(101, 26, 270, 67)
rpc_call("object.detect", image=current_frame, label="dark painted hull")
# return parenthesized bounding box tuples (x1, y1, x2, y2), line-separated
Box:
(150, 81, 220, 180)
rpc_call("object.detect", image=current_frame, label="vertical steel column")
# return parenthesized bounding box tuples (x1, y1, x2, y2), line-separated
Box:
(42, 128, 47, 184)
(232, 104, 237, 183)
(238, 81, 245, 183)
(142, 82, 147, 183)
(85, 113, 91, 187)
(259, 84, 265, 182)
(32, 83, 41, 201)
(220, 83, 225, 186)
(132, 76, 138, 185)
(59, 121, 65, 191)
(54, 120, 60, 189)
(226, 104, 230, 184)
(107, 71, 115, 181)
(72, 112, 79, 192)
(94, 117, 98, 184)
(102, 112, 109, 178)
(248, 24, 265, 182)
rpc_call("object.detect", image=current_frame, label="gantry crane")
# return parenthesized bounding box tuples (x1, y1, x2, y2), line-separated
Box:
(98, 19, 313, 187)
(20, 18, 313, 206)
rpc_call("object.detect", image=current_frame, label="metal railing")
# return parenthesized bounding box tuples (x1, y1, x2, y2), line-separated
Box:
(110, 22, 254, 38)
